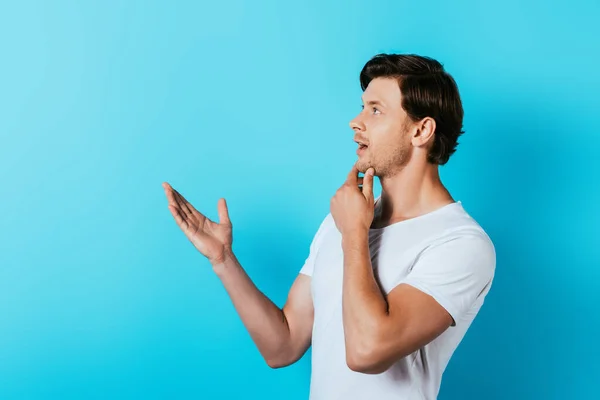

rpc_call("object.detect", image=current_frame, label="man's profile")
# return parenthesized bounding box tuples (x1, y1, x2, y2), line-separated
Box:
(162, 53, 496, 400)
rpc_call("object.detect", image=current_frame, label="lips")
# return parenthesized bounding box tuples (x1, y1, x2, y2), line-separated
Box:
(355, 137, 368, 155)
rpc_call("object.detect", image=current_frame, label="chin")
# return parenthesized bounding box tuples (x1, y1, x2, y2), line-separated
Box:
(355, 160, 372, 174)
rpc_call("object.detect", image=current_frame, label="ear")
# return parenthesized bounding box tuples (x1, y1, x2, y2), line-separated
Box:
(411, 117, 436, 148)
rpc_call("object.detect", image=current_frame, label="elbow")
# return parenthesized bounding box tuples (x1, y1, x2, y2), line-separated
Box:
(345, 335, 411, 374)
(265, 351, 299, 369)
(345, 340, 389, 374)
(346, 354, 387, 375)
(266, 358, 290, 369)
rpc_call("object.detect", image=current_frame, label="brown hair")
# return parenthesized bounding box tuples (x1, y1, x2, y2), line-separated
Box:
(359, 54, 465, 165)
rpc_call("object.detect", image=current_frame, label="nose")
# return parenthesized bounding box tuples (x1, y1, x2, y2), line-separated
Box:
(349, 115, 365, 132)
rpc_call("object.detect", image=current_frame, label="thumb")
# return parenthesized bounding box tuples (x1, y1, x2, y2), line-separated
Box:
(217, 198, 231, 225)
(362, 168, 375, 202)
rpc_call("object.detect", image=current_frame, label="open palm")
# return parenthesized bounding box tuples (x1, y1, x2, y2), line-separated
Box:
(162, 182, 232, 264)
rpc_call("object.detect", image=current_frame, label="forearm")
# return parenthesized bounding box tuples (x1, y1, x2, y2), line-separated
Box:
(341, 230, 389, 353)
(212, 250, 294, 366)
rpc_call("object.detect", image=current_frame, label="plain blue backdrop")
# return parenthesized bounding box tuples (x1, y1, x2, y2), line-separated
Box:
(1, 1, 598, 399)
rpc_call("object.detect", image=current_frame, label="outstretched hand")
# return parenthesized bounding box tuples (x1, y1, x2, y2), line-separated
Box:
(163, 182, 233, 265)
(330, 164, 376, 236)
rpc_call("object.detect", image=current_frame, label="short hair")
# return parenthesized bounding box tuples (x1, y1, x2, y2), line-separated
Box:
(359, 53, 465, 165)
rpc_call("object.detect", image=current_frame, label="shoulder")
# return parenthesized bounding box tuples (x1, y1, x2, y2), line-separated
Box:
(437, 201, 495, 253)
(416, 202, 497, 275)
(422, 234, 496, 288)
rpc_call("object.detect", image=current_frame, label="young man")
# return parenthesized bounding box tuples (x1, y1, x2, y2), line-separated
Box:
(162, 53, 496, 399)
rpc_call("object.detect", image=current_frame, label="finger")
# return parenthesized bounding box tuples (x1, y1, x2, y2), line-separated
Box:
(163, 182, 184, 209)
(164, 184, 189, 219)
(164, 183, 198, 222)
(163, 182, 178, 207)
(345, 163, 359, 185)
(168, 204, 189, 230)
(164, 183, 213, 224)
(173, 189, 194, 216)
(362, 168, 375, 200)
(176, 191, 210, 223)
(217, 198, 231, 225)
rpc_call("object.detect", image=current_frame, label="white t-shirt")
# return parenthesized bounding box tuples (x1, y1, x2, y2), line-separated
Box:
(299, 199, 496, 400)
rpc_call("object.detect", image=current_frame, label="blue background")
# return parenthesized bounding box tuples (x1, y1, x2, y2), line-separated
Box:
(1, 1, 598, 399)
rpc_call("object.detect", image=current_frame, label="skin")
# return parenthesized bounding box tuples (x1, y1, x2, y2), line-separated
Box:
(163, 76, 456, 373)
(162, 184, 313, 368)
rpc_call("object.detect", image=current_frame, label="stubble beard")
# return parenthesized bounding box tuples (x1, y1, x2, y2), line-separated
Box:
(357, 143, 412, 178)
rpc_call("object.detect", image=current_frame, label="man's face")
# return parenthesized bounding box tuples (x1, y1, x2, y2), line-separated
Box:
(350, 77, 413, 177)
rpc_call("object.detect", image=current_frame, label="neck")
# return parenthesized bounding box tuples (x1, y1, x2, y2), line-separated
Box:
(375, 160, 455, 226)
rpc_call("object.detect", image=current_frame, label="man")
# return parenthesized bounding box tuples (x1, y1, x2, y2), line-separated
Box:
(162, 53, 496, 399)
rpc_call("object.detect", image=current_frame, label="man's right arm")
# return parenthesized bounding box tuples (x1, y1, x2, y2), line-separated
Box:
(161, 184, 315, 368)
(212, 250, 314, 368)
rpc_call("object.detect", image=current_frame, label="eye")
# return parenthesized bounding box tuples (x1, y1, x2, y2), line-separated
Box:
(360, 105, 381, 115)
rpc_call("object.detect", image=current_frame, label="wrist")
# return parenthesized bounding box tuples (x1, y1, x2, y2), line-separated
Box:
(211, 247, 236, 275)
(341, 228, 369, 249)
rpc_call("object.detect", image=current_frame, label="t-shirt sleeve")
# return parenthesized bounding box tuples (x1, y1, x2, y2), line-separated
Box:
(299, 214, 332, 277)
(397, 233, 496, 326)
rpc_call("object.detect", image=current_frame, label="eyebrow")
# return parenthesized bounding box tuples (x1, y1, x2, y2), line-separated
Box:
(362, 99, 385, 107)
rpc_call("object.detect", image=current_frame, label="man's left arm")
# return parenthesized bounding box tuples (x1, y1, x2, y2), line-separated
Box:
(330, 164, 495, 375)
(341, 230, 454, 374)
